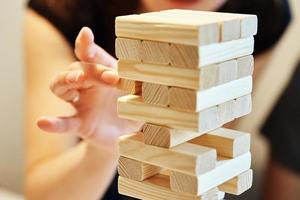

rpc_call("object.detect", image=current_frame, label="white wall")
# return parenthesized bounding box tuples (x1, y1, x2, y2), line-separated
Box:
(0, 0, 25, 193)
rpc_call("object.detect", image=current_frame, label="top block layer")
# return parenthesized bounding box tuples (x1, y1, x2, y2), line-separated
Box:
(116, 9, 257, 46)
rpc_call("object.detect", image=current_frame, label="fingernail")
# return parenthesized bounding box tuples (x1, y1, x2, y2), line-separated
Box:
(66, 71, 82, 83)
(101, 70, 119, 84)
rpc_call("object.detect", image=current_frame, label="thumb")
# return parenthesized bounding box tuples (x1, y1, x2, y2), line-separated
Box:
(37, 116, 81, 134)
(75, 27, 117, 68)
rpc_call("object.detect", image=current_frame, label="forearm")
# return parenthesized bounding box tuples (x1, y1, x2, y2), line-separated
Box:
(26, 141, 119, 200)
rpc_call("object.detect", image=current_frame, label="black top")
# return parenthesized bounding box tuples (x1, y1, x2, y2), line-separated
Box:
(27, 0, 294, 199)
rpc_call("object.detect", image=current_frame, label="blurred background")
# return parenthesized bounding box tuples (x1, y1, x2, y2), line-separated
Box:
(0, 0, 299, 199)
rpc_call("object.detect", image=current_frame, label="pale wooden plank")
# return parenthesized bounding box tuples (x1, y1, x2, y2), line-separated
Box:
(117, 37, 254, 69)
(118, 156, 161, 181)
(142, 82, 169, 106)
(119, 133, 216, 175)
(116, 13, 219, 46)
(168, 76, 252, 111)
(142, 123, 206, 148)
(156, 10, 241, 42)
(162, 10, 257, 38)
(117, 95, 251, 132)
(115, 38, 141, 61)
(169, 43, 198, 68)
(189, 128, 250, 158)
(170, 152, 251, 195)
(118, 59, 249, 90)
(119, 175, 221, 200)
(199, 37, 254, 66)
(218, 169, 253, 195)
(117, 78, 142, 95)
(140, 40, 170, 65)
(237, 55, 254, 78)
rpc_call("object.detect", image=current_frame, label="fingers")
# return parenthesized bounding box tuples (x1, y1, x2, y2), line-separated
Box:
(50, 64, 119, 100)
(37, 116, 81, 133)
(75, 27, 117, 68)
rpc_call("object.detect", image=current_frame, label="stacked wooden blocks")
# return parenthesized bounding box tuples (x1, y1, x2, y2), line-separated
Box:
(115, 9, 257, 200)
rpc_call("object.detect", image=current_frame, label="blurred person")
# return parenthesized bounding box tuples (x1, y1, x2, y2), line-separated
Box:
(24, 0, 297, 199)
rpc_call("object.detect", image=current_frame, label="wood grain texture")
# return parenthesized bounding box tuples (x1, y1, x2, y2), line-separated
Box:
(116, 13, 219, 46)
(118, 94, 252, 132)
(118, 156, 161, 181)
(118, 175, 222, 200)
(189, 128, 251, 158)
(218, 169, 253, 195)
(116, 10, 257, 45)
(162, 9, 257, 39)
(170, 152, 251, 195)
(118, 58, 251, 90)
(142, 123, 206, 148)
(140, 40, 170, 65)
(168, 76, 252, 111)
(142, 82, 169, 106)
(119, 133, 216, 175)
(116, 37, 254, 69)
(117, 78, 142, 95)
(115, 38, 141, 61)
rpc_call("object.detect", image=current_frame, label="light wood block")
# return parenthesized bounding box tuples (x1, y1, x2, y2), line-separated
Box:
(170, 152, 251, 195)
(162, 9, 258, 38)
(142, 82, 169, 106)
(156, 10, 240, 42)
(115, 38, 141, 61)
(234, 94, 252, 117)
(119, 175, 222, 200)
(117, 78, 142, 95)
(117, 37, 254, 70)
(143, 123, 206, 148)
(116, 14, 219, 46)
(118, 94, 251, 132)
(140, 40, 170, 65)
(189, 128, 250, 158)
(119, 133, 216, 175)
(237, 55, 254, 78)
(118, 58, 250, 90)
(218, 169, 253, 195)
(169, 43, 199, 68)
(168, 76, 252, 111)
(118, 156, 161, 181)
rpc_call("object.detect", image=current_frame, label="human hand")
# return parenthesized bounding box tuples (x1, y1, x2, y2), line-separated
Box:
(37, 27, 143, 147)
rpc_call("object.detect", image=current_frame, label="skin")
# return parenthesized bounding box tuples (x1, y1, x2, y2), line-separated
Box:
(25, 0, 300, 199)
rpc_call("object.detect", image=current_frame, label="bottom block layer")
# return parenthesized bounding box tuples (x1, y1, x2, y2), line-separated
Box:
(118, 175, 224, 200)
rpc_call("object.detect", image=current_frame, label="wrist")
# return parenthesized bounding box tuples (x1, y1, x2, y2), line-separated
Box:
(86, 139, 119, 158)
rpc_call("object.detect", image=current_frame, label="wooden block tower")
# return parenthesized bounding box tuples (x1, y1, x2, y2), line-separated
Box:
(115, 9, 257, 200)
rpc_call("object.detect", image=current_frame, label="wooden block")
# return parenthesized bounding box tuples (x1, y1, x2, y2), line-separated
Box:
(117, 37, 254, 70)
(115, 38, 141, 61)
(118, 59, 249, 90)
(118, 95, 251, 131)
(237, 55, 254, 78)
(168, 76, 252, 111)
(162, 10, 257, 38)
(218, 59, 238, 85)
(218, 169, 253, 195)
(119, 175, 222, 200)
(140, 40, 170, 65)
(164, 11, 241, 42)
(143, 123, 206, 148)
(170, 152, 251, 195)
(119, 133, 216, 175)
(118, 156, 161, 181)
(117, 78, 142, 95)
(189, 128, 250, 158)
(234, 94, 252, 117)
(169, 43, 199, 68)
(116, 13, 219, 46)
(142, 82, 169, 106)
